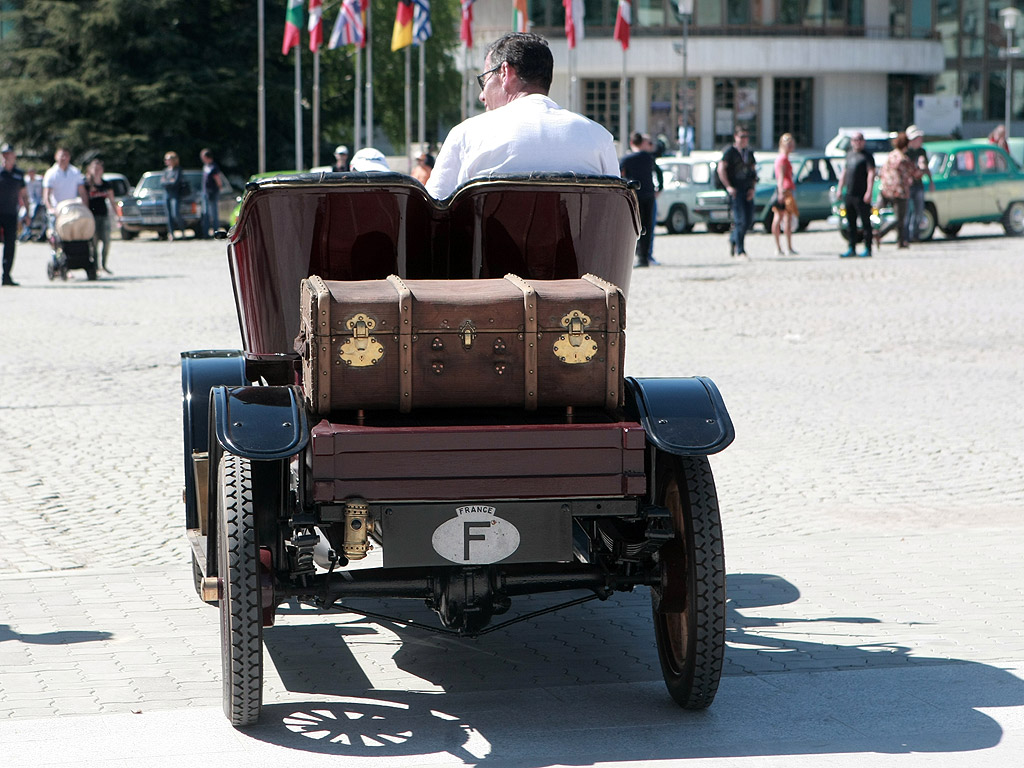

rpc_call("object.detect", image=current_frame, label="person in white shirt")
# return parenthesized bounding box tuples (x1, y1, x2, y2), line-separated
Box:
(425, 33, 618, 200)
(42, 147, 86, 213)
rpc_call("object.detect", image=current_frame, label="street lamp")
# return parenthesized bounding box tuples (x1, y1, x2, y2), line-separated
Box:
(675, 0, 695, 155)
(1000, 6, 1022, 143)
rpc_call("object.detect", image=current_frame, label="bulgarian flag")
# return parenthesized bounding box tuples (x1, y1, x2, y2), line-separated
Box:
(512, 0, 527, 33)
(460, 0, 475, 48)
(392, 0, 414, 51)
(564, 0, 584, 49)
(308, 0, 323, 52)
(613, 0, 631, 50)
(282, 0, 303, 55)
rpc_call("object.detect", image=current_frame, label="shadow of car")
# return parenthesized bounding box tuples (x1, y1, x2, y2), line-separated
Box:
(655, 156, 728, 234)
(694, 153, 841, 232)
(119, 170, 237, 239)
(831, 140, 1024, 240)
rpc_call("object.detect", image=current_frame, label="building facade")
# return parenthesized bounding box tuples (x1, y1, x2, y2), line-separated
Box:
(467, 0, 1021, 151)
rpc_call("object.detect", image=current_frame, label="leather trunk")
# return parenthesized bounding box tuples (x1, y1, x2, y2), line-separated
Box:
(299, 274, 625, 414)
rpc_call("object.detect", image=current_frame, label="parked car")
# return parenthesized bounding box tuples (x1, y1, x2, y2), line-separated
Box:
(119, 170, 236, 239)
(832, 140, 1024, 240)
(825, 127, 895, 166)
(654, 156, 728, 234)
(694, 153, 841, 231)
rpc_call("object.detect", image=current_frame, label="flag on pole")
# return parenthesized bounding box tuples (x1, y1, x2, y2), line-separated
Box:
(308, 0, 323, 52)
(392, 0, 414, 51)
(512, 0, 528, 33)
(413, 0, 431, 45)
(564, 0, 585, 49)
(329, 0, 364, 48)
(613, 0, 631, 50)
(460, 0, 475, 48)
(282, 0, 304, 55)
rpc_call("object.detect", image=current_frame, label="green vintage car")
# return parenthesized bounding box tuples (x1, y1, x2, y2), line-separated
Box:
(835, 140, 1024, 240)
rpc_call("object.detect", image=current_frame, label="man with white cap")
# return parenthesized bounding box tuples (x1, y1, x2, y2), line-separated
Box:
(333, 145, 350, 172)
(349, 148, 391, 173)
(904, 125, 933, 244)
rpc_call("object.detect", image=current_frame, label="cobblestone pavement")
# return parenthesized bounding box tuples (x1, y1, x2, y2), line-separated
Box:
(0, 223, 1022, 766)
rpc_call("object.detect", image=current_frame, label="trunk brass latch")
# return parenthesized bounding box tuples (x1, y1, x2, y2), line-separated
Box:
(340, 313, 385, 367)
(459, 320, 477, 350)
(553, 310, 598, 364)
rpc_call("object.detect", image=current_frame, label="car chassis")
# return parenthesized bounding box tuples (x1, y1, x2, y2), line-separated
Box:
(181, 173, 735, 726)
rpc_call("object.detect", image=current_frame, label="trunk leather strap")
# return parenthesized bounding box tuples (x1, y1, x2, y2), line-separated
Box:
(503, 273, 539, 411)
(386, 274, 414, 412)
(582, 273, 623, 410)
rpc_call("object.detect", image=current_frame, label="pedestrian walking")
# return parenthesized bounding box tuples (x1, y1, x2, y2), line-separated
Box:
(904, 125, 933, 243)
(42, 147, 86, 239)
(836, 132, 876, 258)
(161, 151, 187, 240)
(717, 125, 757, 260)
(83, 159, 118, 273)
(620, 132, 664, 268)
(0, 143, 30, 286)
(199, 148, 224, 239)
(875, 132, 915, 249)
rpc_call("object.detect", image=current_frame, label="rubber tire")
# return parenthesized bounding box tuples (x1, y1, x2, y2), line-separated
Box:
(217, 452, 263, 727)
(708, 223, 730, 234)
(1002, 201, 1024, 236)
(120, 229, 138, 240)
(651, 453, 726, 710)
(666, 205, 690, 235)
(940, 224, 962, 238)
(917, 206, 937, 241)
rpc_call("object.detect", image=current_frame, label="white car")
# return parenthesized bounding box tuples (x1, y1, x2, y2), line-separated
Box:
(825, 127, 895, 167)
(655, 155, 728, 234)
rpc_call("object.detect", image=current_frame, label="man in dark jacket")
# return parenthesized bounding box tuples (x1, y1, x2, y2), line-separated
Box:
(0, 143, 30, 286)
(717, 125, 757, 259)
(620, 132, 663, 268)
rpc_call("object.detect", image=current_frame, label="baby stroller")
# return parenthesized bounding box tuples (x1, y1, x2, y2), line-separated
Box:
(47, 199, 97, 281)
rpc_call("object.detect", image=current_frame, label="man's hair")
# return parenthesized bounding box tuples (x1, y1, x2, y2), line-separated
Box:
(486, 33, 553, 92)
(630, 131, 644, 148)
(733, 125, 749, 137)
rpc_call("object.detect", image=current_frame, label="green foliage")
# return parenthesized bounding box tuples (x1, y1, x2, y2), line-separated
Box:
(0, 0, 463, 180)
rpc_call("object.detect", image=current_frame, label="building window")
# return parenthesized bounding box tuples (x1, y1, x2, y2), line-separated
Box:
(773, 78, 812, 148)
(584, 79, 632, 136)
(714, 78, 759, 145)
(649, 78, 699, 152)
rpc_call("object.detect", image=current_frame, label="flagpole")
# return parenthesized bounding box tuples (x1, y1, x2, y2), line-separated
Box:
(312, 49, 321, 167)
(619, 48, 627, 150)
(258, 0, 266, 173)
(354, 44, 362, 150)
(461, 45, 469, 122)
(365, 2, 373, 146)
(294, 47, 303, 170)
(418, 43, 426, 152)
(405, 46, 413, 172)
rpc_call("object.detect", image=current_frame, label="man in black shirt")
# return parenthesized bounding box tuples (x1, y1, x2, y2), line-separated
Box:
(836, 132, 876, 257)
(717, 125, 757, 259)
(620, 132, 664, 268)
(0, 143, 30, 286)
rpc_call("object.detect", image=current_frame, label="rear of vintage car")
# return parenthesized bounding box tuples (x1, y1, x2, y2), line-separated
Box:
(180, 173, 735, 726)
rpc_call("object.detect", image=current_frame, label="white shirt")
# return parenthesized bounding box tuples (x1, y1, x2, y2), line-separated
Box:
(426, 94, 619, 199)
(42, 163, 84, 207)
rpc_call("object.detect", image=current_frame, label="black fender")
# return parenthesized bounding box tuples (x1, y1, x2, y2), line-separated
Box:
(181, 350, 246, 529)
(624, 376, 734, 456)
(210, 385, 310, 460)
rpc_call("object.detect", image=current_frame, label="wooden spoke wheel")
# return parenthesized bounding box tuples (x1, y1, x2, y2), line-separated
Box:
(217, 452, 263, 726)
(651, 452, 726, 709)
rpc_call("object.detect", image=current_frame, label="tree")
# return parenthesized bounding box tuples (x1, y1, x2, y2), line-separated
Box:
(0, 0, 462, 179)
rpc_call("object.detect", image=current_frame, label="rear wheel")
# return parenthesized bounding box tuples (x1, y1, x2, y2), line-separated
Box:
(120, 229, 138, 241)
(666, 205, 690, 234)
(708, 223, 730, 234)
(217, 452, 263, 726)
(651, 453, 726, 709)
(1003, 201, 1024, 236)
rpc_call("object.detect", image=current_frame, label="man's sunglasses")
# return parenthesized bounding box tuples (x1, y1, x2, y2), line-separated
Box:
(476, 66, 500, 91)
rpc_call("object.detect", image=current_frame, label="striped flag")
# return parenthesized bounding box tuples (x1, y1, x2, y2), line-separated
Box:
(460, 0, 475, 48)
(308, 0, 323, 52)
(392, 0, 414, 51)
(564, 0, 585, 49)
(512, 0, 527, 33)
(613, 0, 631, 50)
(413, 0, 431, 45)
(282, 0, 303, 55)
(329, 0, 364, 49)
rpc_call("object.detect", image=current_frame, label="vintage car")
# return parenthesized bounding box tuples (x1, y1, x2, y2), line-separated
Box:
(831, 140, 1024, 239)
(655, 155, 729, 234)
(694, 153, 841, 231)
(119, 170, 237, 239)
(180, 172, 734, 726)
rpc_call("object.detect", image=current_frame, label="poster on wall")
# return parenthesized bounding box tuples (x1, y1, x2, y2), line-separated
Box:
(913, 95, 963, 137)
(715, 108, 734, 136)
(736, 87, 758, 122)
